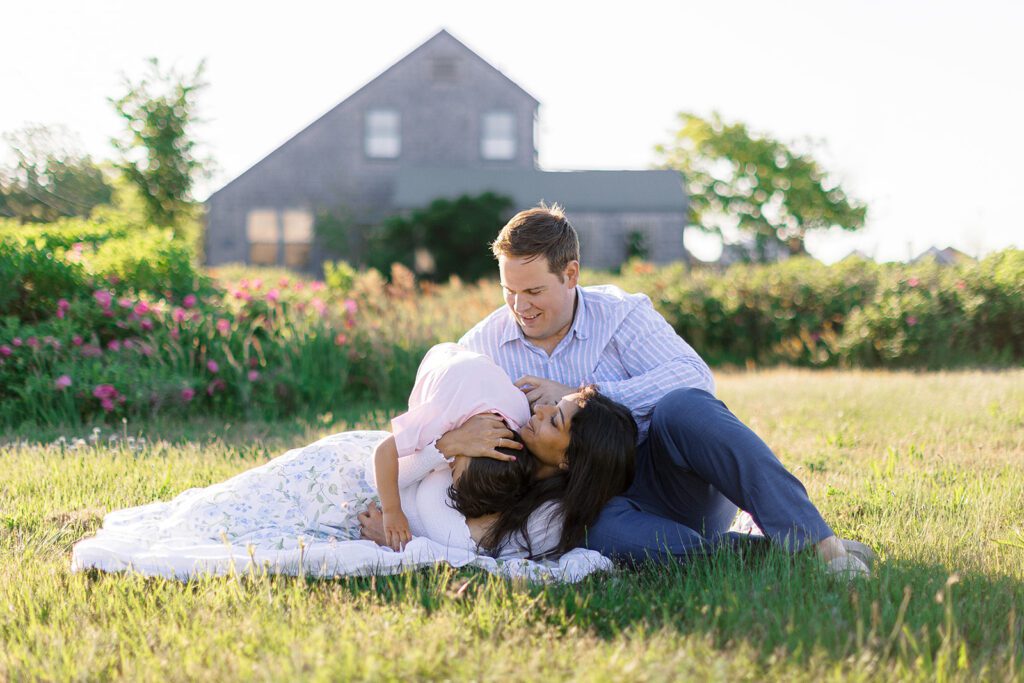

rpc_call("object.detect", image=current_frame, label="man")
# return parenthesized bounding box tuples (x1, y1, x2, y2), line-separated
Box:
(362, 205, 870, 576)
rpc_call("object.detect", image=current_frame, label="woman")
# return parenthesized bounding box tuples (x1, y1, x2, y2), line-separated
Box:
(72, 344, 636, 574)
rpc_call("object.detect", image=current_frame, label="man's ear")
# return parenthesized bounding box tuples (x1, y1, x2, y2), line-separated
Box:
(564, 260, 580, 288)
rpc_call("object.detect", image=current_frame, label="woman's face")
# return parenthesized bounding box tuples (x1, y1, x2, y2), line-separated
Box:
(519, 394, 581, 468)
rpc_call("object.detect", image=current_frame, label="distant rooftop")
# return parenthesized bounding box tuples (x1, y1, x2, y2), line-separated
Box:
(393, 167, 687, 213)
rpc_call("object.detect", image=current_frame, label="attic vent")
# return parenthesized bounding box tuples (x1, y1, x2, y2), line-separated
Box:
(432, 57, 458, 83)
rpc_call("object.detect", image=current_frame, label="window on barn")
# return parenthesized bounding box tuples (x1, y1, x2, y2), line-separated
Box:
(481, 111, 516, 160)
(246, 209, 279, 265)
(365, 109, 401, 159)
(282, 209, 314, 268)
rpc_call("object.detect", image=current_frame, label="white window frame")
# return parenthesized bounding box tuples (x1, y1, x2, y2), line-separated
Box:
(481, 111, 516, 160)
(365, 109, 401, 159)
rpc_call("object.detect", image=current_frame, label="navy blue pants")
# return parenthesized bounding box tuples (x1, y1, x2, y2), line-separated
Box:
(585, 388, 834, 563)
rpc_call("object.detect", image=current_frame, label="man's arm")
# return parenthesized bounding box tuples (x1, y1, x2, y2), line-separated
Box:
(595, 295, 715, 421)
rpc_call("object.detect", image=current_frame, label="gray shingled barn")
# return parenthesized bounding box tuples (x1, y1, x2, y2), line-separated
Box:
(204, 29, 688, 273)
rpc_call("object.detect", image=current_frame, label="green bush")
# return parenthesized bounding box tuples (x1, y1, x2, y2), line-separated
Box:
(1, 214, 1021, 429)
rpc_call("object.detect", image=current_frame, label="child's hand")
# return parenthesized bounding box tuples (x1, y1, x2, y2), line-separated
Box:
(382, 508, 411, 551)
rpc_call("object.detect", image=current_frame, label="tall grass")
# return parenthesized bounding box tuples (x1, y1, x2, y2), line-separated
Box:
(2, 370, 1022, 681)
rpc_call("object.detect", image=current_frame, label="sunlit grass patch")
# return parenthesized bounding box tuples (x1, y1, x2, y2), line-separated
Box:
(2, 370, 1022, 681)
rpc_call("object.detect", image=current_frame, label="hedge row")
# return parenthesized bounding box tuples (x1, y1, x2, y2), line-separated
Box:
(609, 251, 1024, 368)
(1, 215, 1021, 426)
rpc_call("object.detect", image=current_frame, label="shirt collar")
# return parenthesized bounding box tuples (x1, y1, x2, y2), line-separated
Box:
(498, 286, 589, 346)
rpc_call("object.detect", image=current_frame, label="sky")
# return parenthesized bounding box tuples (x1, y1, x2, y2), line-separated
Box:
(3, 0, 1022, 263)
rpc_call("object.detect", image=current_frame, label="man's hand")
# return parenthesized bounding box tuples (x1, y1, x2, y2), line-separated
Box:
(435, 413, 521, 461)
(358, 501, 386, 545)
(515, 375, 575, 408)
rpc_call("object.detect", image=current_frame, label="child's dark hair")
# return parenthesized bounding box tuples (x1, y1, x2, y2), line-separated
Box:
(447, 435, 564, 556)
(448, 387, 637, 558)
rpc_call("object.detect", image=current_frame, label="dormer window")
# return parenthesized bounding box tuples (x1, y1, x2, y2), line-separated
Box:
(365, 109, 400, 159)
(481, 111, 516, 160)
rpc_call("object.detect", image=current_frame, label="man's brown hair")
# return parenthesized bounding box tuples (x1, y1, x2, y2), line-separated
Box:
(490, 203, 580, 277)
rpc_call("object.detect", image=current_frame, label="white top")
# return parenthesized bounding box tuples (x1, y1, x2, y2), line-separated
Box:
(366, 343, 564, 558)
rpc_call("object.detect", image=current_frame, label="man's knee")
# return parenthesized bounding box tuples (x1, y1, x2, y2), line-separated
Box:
(651, 387, 717, 434)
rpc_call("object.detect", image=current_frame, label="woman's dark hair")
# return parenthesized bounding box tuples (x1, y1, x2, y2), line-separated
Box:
(449, 386, 637, 558)
(557, 385, 637, 553)
(448, 436, 566, 557)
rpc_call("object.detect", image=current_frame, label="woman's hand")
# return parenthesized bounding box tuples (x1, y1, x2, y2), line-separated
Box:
(382, 507, 412, 551)
(435, 413, 522, 461)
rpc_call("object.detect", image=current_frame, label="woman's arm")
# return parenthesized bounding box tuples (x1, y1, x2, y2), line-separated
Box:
(372, 435, 411, 551)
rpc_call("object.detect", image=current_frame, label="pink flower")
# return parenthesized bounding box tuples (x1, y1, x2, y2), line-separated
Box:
(334, 333, 348, 346)
(0, 345, 11, 357)
(92, 384, 118, 400)
(12, 337, 22, 347)
(119, 297, 133, 309)
(180, 387, 195, 402)
(907, 277, 920, 288)
(140, 318, 154, 331)
(252, 278, 263, 290)
(107, 340, 121, 352)
(310, 281, 325, 292)
(239, 279, 250, 289)
(172, 307, 186, 323)
(93, 290, 113, 309)
(956, 280, 966, 290)
(100, 397, 115, 412)
(81, 344, 103, 358)
(344, 299, 358, 316)
(206, 379, 226, 396)
(311, 298, 327, 316)
(102, 309, 113, 318)
(54, 375, 72, 390)
(293, 281, 305, 291)
(266, 289, 280, 303)
(27, 337, 39, 349)
(170, 328, 180, 341)
(133, 301, 150, 315)
(247, 369, 260, 382)
(182, 294, 197, 309)
(57, 299, 70, 318)
(278, 277, 290, 288)
(216, 319, 231, 335)
(72, 335, 83, 346)
(906, 316, 918, 326)
(207, 360, 219, 373)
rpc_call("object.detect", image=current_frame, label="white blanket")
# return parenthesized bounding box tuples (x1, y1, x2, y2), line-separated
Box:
(71, 532, 612, 584)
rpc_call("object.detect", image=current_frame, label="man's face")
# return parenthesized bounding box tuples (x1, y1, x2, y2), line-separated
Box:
(498, 254, 579, 345)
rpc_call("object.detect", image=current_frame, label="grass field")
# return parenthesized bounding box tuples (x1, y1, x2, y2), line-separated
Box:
(2, 370, 1023, 681)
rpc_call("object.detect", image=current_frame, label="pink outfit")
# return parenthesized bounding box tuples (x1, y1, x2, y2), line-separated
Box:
(367, 343, 560, 558)
(391, 342, 530, 458)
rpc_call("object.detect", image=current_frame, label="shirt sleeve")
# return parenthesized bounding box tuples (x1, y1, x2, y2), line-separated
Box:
(496, 501, 564, 560)
(363, 441, 450, 491)
(595, 294, 715, 427)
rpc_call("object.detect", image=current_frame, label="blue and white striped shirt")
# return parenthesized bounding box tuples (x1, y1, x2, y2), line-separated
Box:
(459, 284, 715, 441)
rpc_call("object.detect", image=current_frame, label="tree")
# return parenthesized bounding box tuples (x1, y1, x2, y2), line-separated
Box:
(110, 58, 210, 235)
(656, 112, 866, 262)
(0, 124, 112, 223)
(367, 192, 514, 282)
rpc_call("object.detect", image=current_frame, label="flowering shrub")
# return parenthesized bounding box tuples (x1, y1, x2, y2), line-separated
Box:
(1, 214, 1020, 428)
